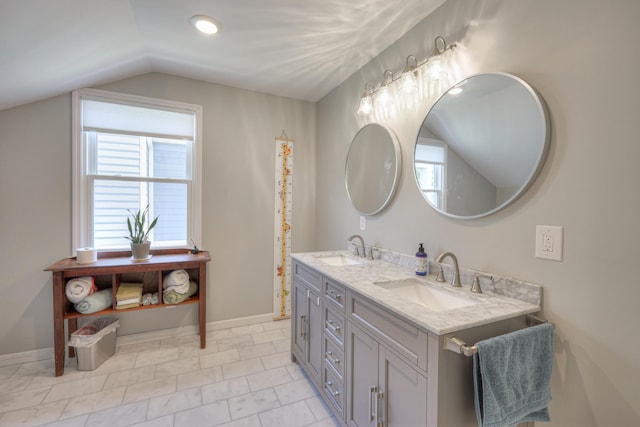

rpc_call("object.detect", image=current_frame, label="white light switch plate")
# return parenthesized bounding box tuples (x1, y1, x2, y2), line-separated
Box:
(359, 215, 366, 231)
(535, 225, 563, 261)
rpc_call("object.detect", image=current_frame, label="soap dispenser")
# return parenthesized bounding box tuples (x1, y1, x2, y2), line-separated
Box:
(415, 243, 428, 276)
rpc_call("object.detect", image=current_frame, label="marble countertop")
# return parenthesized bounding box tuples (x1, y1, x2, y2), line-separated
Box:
(291, 250, 540, 335)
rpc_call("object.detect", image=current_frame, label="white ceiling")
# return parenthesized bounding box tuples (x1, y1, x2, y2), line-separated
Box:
(0, 0, 445, 111)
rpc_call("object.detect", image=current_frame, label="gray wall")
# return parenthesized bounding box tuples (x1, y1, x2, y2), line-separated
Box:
(316, 0, 640, 425)
(0, 73, 316, 353)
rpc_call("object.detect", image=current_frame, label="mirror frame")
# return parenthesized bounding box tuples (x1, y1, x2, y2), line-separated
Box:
(414, 72, 551, 219)
(345, 123, 402, 215)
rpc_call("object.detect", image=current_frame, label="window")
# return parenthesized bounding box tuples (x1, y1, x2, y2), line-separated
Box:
(72, 89, 202, 250)
(415, 138, 446, 209)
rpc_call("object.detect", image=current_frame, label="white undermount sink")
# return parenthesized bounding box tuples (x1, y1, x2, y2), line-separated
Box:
(374, 278, 479, 311)
(315, 253, 367, 267)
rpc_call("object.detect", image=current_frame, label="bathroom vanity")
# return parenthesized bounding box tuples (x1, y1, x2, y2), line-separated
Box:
(291, 251, 541, 427)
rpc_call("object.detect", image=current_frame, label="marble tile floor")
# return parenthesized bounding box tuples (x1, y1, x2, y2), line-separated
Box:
(0, 319, 340, 427)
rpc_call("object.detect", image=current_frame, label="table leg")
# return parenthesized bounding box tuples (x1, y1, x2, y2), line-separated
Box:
(68, 318, 77, 358)
(52, 272, 65, 376)
(199, 262, 207, 349)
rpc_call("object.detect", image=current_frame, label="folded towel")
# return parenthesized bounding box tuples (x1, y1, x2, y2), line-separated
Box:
(117, 297, 141, 306)
(163, 280, 197, 304)
(473, 323, 554, 427)
(163, 269, 190, 294)
(74, 289, 113, 314)
(141, 292, 160, 305)
(65, 277, 97, 304)
(116, 282, 143, 302)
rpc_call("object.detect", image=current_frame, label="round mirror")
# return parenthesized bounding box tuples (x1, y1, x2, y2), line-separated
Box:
(414, 72, 550, 219)
(346, 123, 402, 215)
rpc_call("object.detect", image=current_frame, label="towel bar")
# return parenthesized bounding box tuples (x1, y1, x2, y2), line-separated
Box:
(444, 313, 549, 357)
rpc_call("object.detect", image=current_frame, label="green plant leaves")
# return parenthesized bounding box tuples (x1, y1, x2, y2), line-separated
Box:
(124, 203, 159, 244)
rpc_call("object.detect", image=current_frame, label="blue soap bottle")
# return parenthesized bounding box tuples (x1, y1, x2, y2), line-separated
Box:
(415, 243, 428, 276)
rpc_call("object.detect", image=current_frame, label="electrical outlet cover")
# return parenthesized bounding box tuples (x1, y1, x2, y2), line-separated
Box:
(535, 225, 563, 261)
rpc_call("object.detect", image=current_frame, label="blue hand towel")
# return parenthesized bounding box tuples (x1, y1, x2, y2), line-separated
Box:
(74, 289, 113, 314)
(473, 323, 553, 427)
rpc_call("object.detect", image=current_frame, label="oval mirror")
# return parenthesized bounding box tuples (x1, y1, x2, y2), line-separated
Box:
(414, 72, 550, 219)
(346, 123, 402, 215)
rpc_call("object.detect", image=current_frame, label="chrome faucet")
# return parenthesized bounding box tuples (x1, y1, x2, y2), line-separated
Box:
(435, 252, 462, 287)
(348, 234, 366, 257)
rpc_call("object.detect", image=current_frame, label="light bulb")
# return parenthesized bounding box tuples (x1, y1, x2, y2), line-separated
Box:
(357, 95, 373, 116)
(377, 85, 391, 107)
(427, 57, 447, 80)
(190, 15, 221, 35)
(400, 71, 417, 94)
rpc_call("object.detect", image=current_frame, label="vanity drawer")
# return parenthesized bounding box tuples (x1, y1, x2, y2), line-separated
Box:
(348, 292, 428, 372)
(324, 307, 345, 346)
(293, 261, 322, 293)
(324, 335, 344, 378)
(322, 363, 345, 417)
(324, 278, 345, 312)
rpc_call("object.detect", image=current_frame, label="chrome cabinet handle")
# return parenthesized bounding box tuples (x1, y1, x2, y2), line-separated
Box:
(326, 319, 341, 333)
(368, 386, 377, 422)
(325, 380, 341, 397)
(325, 351, 340, 365)
(376, 391, 384, 427)
(328, 289, 342, 300)
(300, 315, 306, 339)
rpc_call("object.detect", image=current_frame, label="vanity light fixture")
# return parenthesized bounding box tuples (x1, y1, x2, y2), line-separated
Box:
(400, 56, 418, 94)
(356, 36, 457, 117)
(376, 70, 394, 107)
(357, 83, 375, 116)
(424, 36, 449, 80)
(190, 15, 222, 35)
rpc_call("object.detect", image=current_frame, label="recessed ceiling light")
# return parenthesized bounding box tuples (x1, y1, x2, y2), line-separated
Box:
(190, 15, 221, 35)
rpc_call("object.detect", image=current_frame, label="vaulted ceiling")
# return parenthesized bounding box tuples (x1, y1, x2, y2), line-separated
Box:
(0, 0, 445, 111)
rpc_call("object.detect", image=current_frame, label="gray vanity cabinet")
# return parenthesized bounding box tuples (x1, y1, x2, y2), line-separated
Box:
(291, 258, 529, 427)
(347, 310, 428, 427)
(292, 263, 323, 386)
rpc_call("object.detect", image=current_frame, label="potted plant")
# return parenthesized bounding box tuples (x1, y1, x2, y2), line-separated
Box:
(125, 204, 159, 260)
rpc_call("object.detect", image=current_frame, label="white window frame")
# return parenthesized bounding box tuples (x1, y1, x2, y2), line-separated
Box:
(415, 137, 447, 210)
(72, 88, 202, 252)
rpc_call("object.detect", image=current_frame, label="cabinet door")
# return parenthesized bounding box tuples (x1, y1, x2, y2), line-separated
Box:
(347, 323, 379, 427)
(292, 280, 308, 360)
(306, 288, 322, 382)
(378, 346, 428, 427)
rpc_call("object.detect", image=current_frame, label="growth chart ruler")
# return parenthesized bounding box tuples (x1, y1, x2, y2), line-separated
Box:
(273, 133, 293, 320)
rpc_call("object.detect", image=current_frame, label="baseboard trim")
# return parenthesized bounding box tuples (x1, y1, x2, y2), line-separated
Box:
(0, 312, 276, 368)
(0, 347, 54, 368)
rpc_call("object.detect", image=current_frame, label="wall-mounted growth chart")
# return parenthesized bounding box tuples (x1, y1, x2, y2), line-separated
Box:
(273, 132, 293, 320)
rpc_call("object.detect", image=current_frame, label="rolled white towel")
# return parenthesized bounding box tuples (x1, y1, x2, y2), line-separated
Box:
(65, 277, 97, 304)
(151, 292, 159, 304)
(142, 293, 154, 306)
(163, 269, 190, 294)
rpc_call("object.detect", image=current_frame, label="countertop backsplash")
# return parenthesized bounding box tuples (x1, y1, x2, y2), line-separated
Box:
(349, 243, 542, 306)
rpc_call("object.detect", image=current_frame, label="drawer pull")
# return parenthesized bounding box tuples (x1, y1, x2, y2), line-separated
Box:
(300, 315, 306, 339)
(326, 380, 342, 397)
(328, 289, 342, 300)
(326, 319, 341, 333)
(325, 351, 340, 365)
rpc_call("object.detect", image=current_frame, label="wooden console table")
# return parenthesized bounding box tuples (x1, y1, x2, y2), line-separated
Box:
(46, 249, 211, 376)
